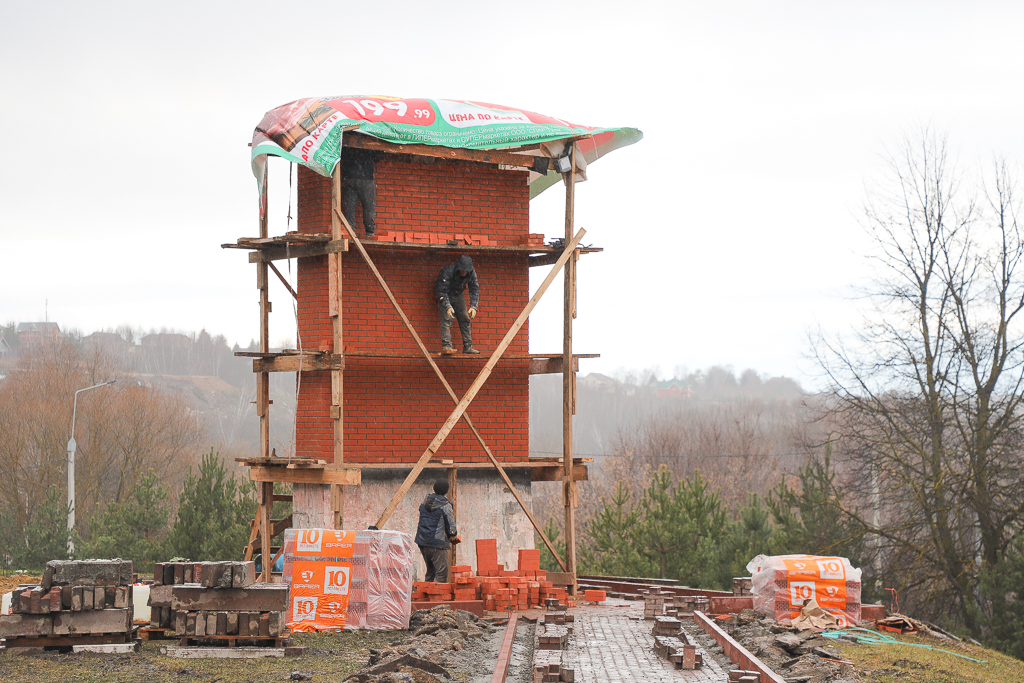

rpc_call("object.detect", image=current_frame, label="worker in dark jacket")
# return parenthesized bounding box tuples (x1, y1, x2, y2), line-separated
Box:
(415, 480, 460, 582)
(341, 147, 383, 237)
(435, 255, 480, 355)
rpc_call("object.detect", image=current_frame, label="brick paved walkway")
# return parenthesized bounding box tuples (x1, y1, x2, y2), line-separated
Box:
(563, 601, 729, 682)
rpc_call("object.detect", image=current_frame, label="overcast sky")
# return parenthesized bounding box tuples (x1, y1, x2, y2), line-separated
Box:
(3, 1, 1023, 388)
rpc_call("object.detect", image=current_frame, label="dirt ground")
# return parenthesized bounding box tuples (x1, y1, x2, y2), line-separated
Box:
(0, 630, 411, 683)
(0, 575, 41, 596)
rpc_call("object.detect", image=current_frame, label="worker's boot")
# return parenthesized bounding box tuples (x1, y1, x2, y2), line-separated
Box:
(463, 346, 481, 354)
(441, 346, 456, 356)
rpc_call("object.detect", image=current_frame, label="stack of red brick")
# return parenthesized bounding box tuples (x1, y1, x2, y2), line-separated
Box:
(410, 540, 574, 611)
(373, 230, 497, 246)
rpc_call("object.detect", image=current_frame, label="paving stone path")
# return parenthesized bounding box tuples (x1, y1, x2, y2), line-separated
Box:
(563, 602, 730, 682)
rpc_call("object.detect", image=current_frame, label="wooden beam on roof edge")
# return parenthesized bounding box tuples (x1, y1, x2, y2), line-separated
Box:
(253, 354, 344, 373)
(249, 240, 348, 263)
(345, 133, 550, 173)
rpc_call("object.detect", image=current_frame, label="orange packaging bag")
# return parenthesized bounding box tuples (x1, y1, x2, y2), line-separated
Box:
(746, 554, 862, 628)
(284, 528, 414, 632)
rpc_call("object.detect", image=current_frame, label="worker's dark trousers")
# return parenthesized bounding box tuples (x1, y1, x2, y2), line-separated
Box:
(419, 545, 450, 583)
(343, 178, 377, 235)
(438, 297, 473, 350)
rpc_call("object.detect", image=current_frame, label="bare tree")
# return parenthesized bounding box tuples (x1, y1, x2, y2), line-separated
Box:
(818, 130, 1024, 635)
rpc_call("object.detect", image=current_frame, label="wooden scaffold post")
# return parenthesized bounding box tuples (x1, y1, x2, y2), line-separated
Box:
(563, 143, 578, 594)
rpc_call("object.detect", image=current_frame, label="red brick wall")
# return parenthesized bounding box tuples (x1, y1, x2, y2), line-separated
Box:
(294, 158, 531, 464)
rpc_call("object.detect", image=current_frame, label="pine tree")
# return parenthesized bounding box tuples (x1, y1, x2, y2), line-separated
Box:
(536, 517, 567, 572)
(21, 485, 76, 568)
(981, 532, 1024, 659)
(168, 449, 257, 561)
(707, 493, 773, 589)
(83, 471, 169, 572)
(766, 447, 864, 564)
(580, 482, 647, 576)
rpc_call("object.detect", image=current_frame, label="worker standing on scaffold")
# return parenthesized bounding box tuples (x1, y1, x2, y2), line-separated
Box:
(435, 255, 480, 355)
(415, 480, 460, 582)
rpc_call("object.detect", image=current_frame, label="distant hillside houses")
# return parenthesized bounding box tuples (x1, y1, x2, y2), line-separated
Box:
(654, 379, 694, 398)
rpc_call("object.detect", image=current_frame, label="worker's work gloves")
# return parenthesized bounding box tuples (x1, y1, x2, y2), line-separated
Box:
(446, 307, 455, 319)
(468, 308, 477, 319)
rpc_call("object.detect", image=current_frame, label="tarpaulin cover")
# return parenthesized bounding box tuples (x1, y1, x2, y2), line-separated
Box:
(746, 554, 863, 628)
(251, 95, 642, 201)
(284, 528, 415, 631)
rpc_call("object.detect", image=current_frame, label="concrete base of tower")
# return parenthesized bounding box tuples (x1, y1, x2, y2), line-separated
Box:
(334, 468, 534, 577)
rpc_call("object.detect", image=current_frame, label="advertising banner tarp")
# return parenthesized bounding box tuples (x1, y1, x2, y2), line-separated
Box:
(251, 95, 642, 203)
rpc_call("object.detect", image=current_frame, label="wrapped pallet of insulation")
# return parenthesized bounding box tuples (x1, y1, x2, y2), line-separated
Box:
(746, 554, 862, 627)
(283, 528, 415, 631)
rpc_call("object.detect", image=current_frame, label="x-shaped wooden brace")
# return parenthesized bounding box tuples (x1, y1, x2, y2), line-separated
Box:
(332, 199, 583, 571)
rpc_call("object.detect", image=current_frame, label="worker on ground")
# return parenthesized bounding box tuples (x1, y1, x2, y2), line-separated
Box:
(341, 146, 382, 237)
(415, 480, 460, 583)
(435, 255, 480, 355)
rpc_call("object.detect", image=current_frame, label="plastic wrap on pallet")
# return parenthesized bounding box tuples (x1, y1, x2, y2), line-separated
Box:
(283, 528, 414, 632)
(746, 554, 862, 627)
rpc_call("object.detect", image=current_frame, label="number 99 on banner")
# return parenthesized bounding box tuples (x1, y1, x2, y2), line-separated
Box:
(324, 565, 351, 595)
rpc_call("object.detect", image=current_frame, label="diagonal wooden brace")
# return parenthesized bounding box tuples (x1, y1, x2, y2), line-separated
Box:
(333, 202, 580, 568)
(370, 224, 586, 530)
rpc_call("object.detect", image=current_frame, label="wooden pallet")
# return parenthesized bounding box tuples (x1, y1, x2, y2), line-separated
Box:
(177, 633, 292, 648)
(1, 631, 136, 649)
(139, 627, 176, 641)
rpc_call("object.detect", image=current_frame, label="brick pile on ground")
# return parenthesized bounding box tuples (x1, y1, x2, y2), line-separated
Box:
(343, 605, 496, 683)
(0, 559, 134, 641)
(159, 561, 288, 641)
(411, 540, 574, 610)
(682, 608, 859, 683)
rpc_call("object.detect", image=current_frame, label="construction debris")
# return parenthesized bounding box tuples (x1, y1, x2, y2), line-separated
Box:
(683, 608, 856, 682)
(343, 606, 496, 682)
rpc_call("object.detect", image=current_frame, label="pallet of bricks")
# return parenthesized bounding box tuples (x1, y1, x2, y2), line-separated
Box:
(0, 559, 136, 650)
(411, 541, 573, 611)
(651, 616, 703, 670)
(156, 560, 290, 647)
(533, 610, 575, 682)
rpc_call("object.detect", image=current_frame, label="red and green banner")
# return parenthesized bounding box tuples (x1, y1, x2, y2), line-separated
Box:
(251, 95, 642, 200)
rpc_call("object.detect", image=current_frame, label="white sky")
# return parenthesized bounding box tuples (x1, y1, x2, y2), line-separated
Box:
(2, 1, 1023, 389)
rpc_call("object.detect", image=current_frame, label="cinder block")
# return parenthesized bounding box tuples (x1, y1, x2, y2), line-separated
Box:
(171, 584, 288, 612)
(0, 614, 53, 638)
(52, 609, 131, 635)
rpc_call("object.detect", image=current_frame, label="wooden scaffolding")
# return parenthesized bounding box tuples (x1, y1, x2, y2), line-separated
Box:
(226, 136, 595, 590)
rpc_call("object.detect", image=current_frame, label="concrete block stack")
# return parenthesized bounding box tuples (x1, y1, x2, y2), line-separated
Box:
(643, 588, 667, 619)
(0, 559, 134, 644)
(732, 576, 753, 596)
(149, 561, 256, 631)
(651, 620, 703, 671)
(169, 563, 288, 642)
(674, 594, 709, 615)
(533, 650, 575, 683)
(537, 611, 574, 651)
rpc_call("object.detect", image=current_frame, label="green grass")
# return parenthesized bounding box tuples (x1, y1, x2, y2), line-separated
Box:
(0, 629, 404, 683)
(835, 632, 1024, 683)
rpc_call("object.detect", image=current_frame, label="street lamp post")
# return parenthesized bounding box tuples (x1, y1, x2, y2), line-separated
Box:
(67, 380, 116, 557)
